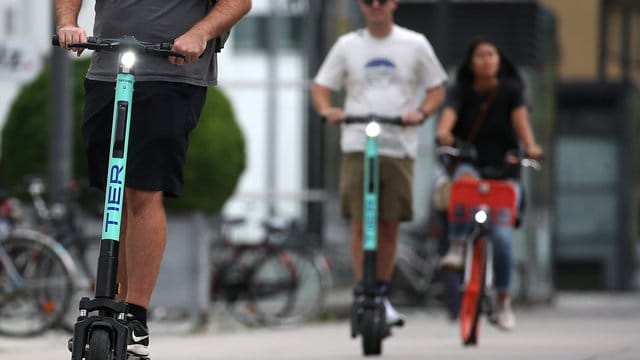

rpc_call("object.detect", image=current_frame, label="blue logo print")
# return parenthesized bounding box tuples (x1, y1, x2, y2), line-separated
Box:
(364, 57, 398, 88)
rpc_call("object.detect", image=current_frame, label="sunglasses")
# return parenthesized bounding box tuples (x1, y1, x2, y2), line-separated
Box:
(362, 0, 389, 6)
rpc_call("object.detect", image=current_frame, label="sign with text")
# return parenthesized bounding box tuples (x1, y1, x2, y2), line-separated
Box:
(0, 37, 42, 82)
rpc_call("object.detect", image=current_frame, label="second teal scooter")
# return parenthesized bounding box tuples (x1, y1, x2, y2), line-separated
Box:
(347, 115, 404, 356)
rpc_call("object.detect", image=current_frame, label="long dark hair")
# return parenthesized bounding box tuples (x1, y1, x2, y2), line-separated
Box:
(455, 37, 524, 91)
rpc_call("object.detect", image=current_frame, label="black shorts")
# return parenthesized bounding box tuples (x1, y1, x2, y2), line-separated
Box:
(82, 79, 207, 197)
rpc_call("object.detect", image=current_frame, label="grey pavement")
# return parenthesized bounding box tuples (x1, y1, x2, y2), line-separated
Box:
(1, 292, 639, 360)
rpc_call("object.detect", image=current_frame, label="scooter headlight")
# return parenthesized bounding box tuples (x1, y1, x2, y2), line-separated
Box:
(474, 210, 488, 224)
(121, 52, 136, 68)
(365, 122, 381, 138)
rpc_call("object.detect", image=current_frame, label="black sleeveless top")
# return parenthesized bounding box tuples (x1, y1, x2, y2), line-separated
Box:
(444, 79, 527, 169)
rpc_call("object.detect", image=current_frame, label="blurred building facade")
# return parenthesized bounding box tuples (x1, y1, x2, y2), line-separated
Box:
(542, 0, 640, 83)
(542, 0, 640, 291)
(1, 0, 637, 298)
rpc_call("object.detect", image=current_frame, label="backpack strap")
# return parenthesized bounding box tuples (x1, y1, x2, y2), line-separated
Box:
(210, 0, 231, 53)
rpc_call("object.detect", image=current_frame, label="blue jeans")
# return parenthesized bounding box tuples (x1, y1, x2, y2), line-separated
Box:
(450, 164, 521, 293)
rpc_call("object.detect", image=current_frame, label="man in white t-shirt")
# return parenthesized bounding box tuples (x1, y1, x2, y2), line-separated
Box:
(311, 0, 447, 325)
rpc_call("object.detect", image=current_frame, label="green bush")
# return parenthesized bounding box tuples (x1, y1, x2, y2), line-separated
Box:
(0, 57, 245, 214)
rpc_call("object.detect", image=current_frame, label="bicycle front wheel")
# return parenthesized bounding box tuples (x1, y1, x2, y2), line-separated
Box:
(269, 249, 331, 325)
(237, 250, 297, 326)
(58, 237, 98, 333)
(460, 236, 486, 346)
(0, 230, 75, 337)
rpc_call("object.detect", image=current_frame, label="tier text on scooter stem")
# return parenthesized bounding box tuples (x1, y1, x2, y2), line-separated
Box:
(104, 164, 124, 232)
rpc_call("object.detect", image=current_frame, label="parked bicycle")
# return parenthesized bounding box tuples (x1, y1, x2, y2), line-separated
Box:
(210, 215, 332, 327)
(0, 188, 78, 337)
(19, 176, 102, 333)
(391, 218, 444, 305)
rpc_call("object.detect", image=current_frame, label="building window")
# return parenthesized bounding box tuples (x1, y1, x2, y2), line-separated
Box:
(232, 15, 303, 51)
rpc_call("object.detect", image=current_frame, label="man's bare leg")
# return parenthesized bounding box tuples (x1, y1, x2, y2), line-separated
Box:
(350, 221, 364, 281)
(350, 220, 399, 282)
(376, 219, 400, 281)
(123, 188, 167, 309)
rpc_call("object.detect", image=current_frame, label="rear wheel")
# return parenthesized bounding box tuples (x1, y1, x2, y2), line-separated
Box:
(59, 238, 98, 333)
(0, 234, 73, 337)
(460, 237, 486, 346)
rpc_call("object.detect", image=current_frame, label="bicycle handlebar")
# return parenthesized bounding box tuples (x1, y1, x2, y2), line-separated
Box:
(52, 35, 185, 59)
(436, 142, 542, 171)
(344, 115, 404, 126)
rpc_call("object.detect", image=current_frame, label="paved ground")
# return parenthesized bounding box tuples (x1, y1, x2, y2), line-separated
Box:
(1, 293, 639, 360)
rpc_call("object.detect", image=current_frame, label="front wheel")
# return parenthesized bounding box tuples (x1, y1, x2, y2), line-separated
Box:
(87, 328, 112, 360)
(460, 237, 486, 346)
(244, 250, 298, 326)
(361, 308, 384, 356)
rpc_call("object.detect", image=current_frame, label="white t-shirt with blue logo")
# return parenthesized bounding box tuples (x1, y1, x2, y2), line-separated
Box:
(314, 25, 447, 159)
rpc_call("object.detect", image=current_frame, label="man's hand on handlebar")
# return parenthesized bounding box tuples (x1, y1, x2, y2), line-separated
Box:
(401, 110, 425, 126)
(171, 29, 208, 66)
(321, 107, 346, 124)
(57, 26, 88, 56)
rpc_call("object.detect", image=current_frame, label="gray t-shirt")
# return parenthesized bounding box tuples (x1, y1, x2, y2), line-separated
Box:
(87, 0, 217, 87)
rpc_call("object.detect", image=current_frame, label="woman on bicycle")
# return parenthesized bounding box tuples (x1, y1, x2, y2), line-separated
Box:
(436, 38, 543, 331)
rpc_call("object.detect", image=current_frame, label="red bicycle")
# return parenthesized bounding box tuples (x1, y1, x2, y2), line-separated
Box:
(439, 145, 540, 346)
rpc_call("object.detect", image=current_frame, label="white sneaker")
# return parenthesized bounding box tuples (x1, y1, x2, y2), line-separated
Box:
(383, 297, 405, 327)
(490, 299, 516, 331)
(440, 244, 464, 269)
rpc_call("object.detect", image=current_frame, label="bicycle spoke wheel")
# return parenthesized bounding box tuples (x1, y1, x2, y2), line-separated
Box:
(0, 236, 73, 337)
(245, 251, 298, 326)
(59, 244, 97, 333)
(460, 237, 486, 346)
(270, 250, 331, 325)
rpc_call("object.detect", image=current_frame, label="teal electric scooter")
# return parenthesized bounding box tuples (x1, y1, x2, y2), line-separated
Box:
(53, 35, 184, 360)
(346, 115, 404, 356)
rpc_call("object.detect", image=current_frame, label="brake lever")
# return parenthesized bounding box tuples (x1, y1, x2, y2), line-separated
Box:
(144, 42, 186, 59)
(144, 49, 186, 59)
(521, 159, 541, 171)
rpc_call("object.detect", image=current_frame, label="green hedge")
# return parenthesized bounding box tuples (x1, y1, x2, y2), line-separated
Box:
(0, 58, 245, 214)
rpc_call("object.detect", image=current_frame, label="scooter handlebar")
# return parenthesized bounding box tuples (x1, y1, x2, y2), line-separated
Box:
(343, 115, 404, 126)
(52, 35, 185, 59)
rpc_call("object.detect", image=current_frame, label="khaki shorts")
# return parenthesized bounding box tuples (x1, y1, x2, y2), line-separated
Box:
(339, 152, 414, 222)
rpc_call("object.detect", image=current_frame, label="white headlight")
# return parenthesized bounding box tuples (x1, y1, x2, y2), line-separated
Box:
(121, 52, 136, 68)
(475, 210, 488, 224)
(365, 122, 381, 138)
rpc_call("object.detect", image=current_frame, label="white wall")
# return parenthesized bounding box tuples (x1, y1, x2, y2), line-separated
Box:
(217, 43, 306, 240)
(0, 0, 95, 150)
